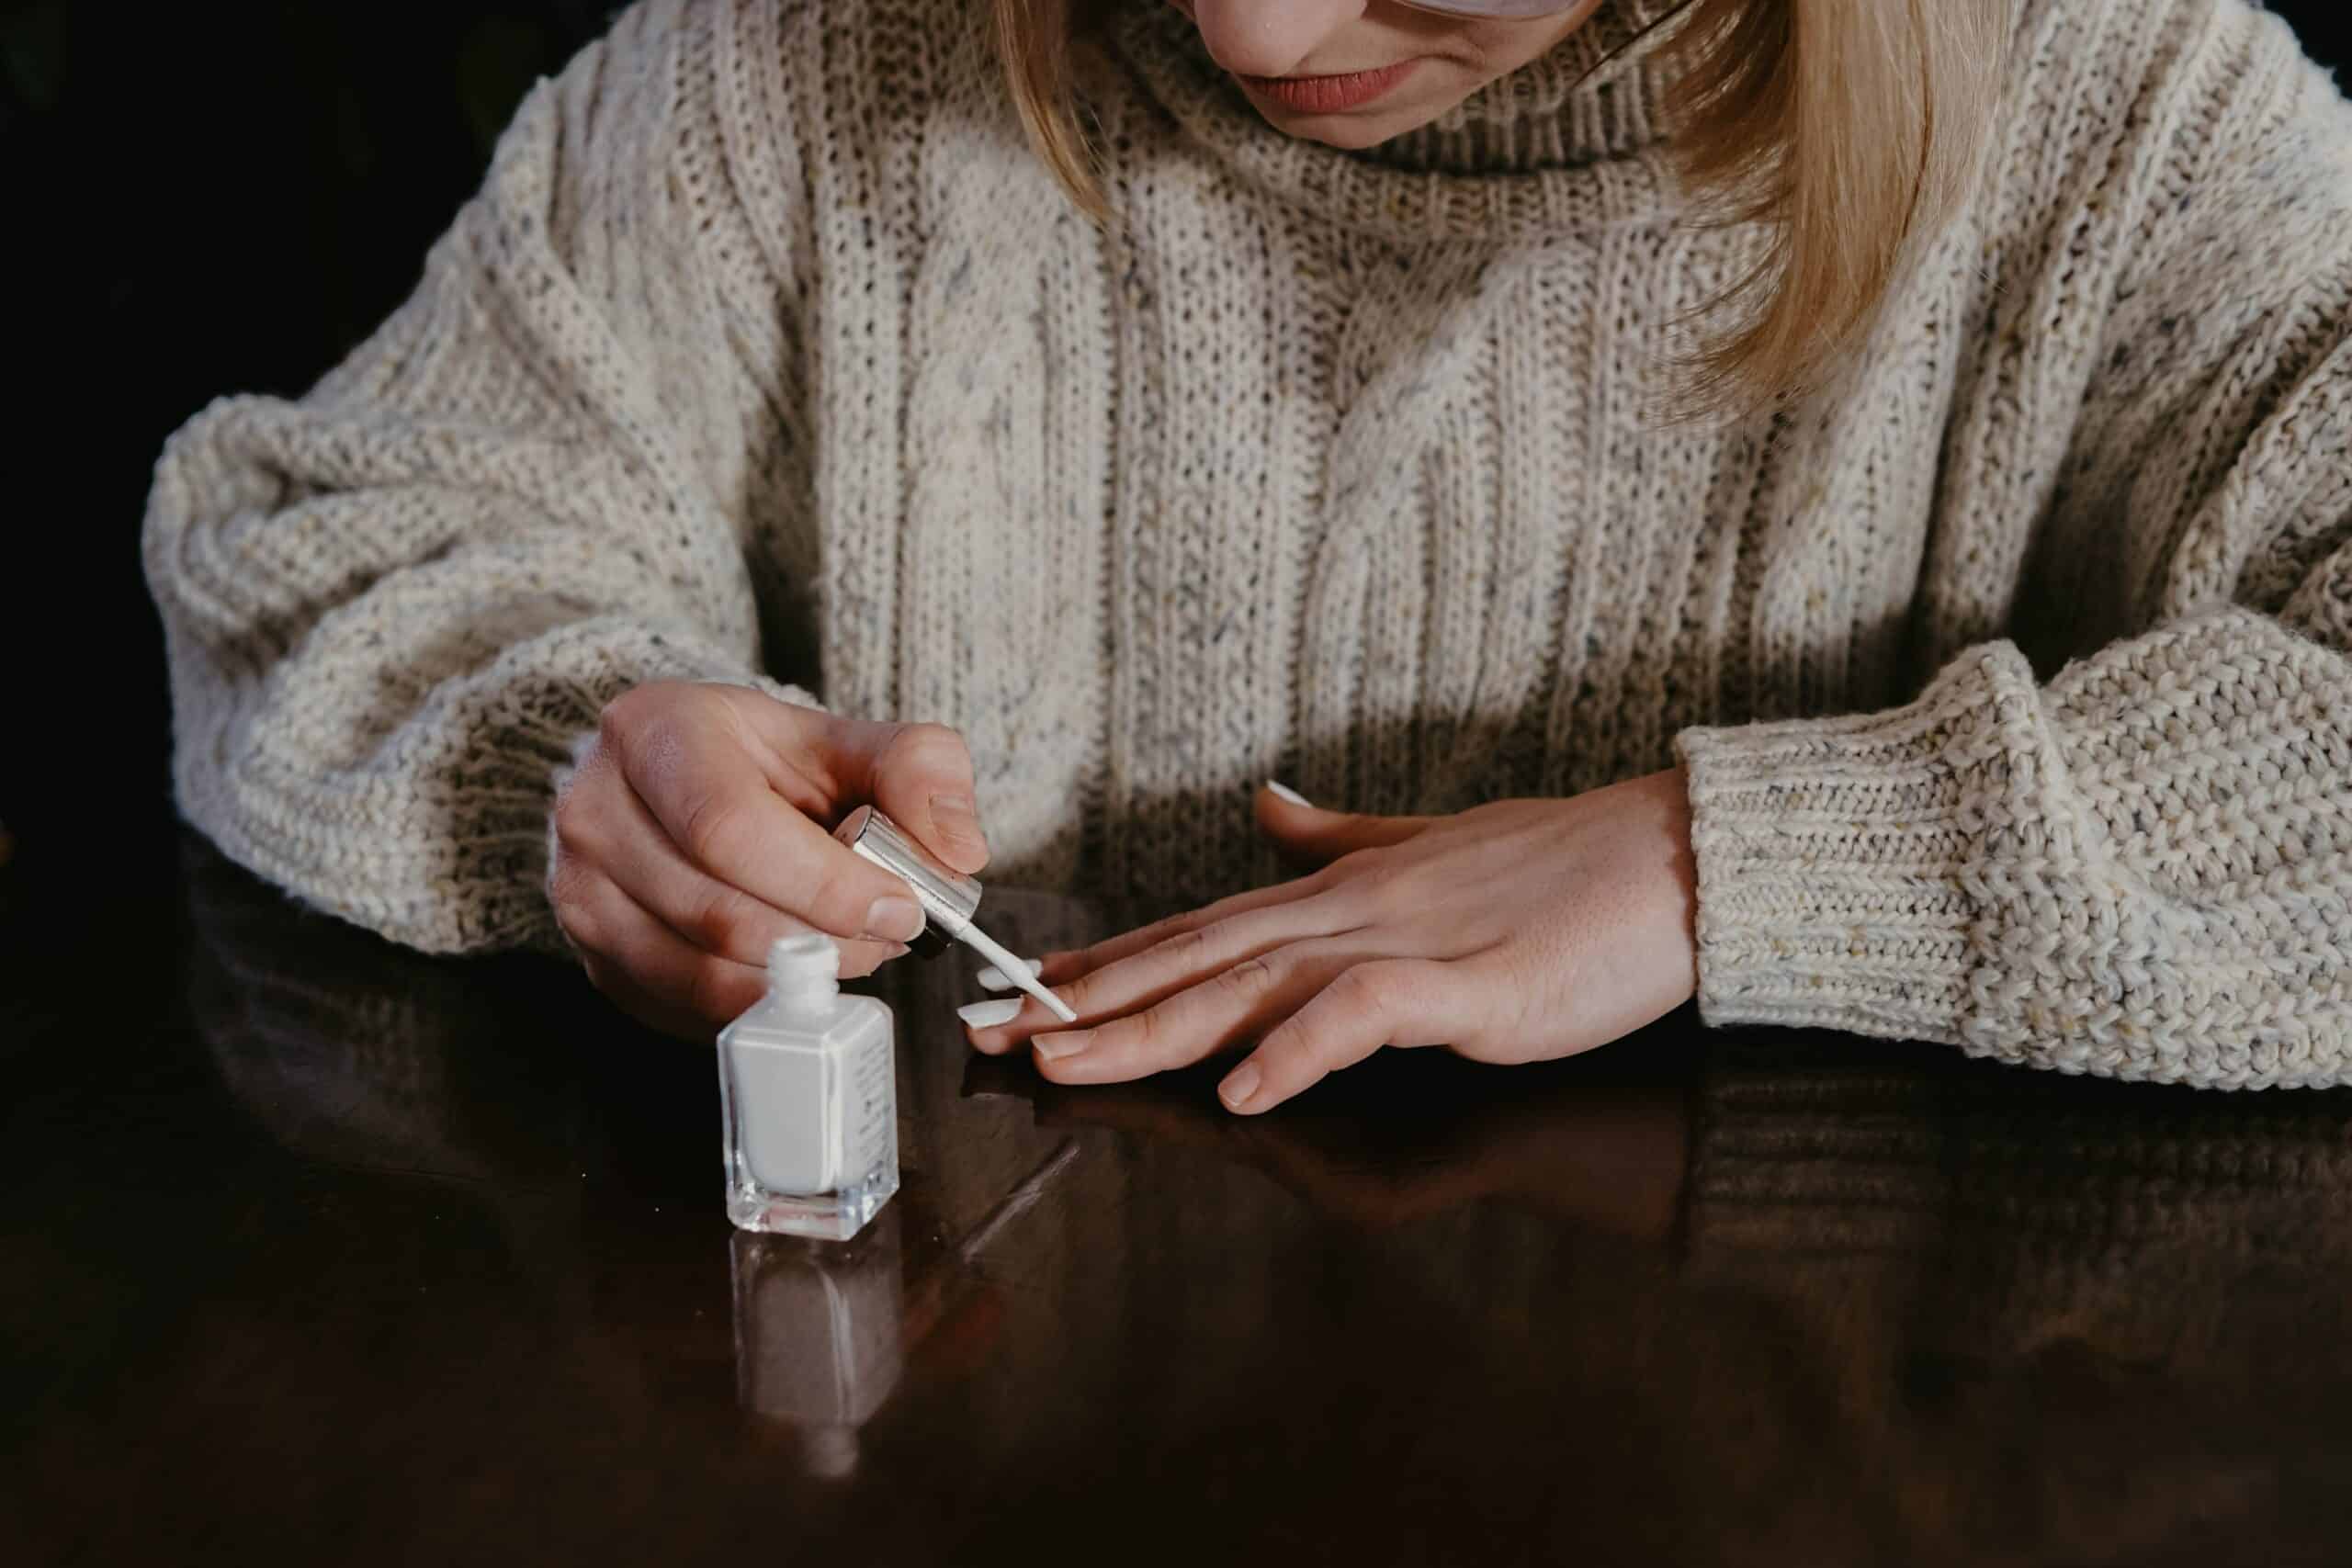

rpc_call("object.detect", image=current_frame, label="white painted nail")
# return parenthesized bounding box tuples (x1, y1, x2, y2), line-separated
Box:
(976, 957, 1046, 992)
(1266, 780, 1310, 807)
(956, 998, 1025, 1030)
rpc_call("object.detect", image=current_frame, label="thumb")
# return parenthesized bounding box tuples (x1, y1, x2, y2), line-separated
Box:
(838, 720, 991, 875)
(1254, 781, 1429, 869)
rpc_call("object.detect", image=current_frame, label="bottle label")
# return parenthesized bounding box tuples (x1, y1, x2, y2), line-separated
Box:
(836, 1028, 896, 1184)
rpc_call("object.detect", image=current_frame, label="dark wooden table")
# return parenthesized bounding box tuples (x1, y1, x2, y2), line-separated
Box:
(7, 837, 2352, 1566)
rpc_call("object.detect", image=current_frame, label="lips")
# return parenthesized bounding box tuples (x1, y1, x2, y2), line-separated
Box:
(1238, 59, 1419, 115)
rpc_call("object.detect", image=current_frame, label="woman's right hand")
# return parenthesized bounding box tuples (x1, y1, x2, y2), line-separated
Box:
(548, 681, 989, 1039)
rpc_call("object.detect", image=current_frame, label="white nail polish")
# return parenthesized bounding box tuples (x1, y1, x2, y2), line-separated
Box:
(957, 998, 1025, 1029)
(1266, 780, 1310, 807)
(718, 935, 898, 1241)
(976, 957, 1046, 992)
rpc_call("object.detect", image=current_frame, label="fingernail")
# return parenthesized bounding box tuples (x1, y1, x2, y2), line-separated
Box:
(1266, 780, 1310, 807)
(931, 793, 987, 852)
(1218, 1062, 1263, 1111)
(956, 998, 1024, 1030)
(1033, 1031, 1091, 1062)
(977, 957, 1046, 992)
(864, 895, 924, 942)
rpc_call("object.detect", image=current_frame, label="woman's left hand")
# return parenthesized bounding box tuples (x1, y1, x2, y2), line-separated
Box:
(962, 769, 1702, 1114)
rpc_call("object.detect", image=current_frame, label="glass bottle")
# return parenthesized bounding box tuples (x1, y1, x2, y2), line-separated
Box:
(718, 934, 899, 1240)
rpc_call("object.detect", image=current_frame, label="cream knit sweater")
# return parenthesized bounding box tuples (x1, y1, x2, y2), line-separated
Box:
(144, 0, 2352, 1085)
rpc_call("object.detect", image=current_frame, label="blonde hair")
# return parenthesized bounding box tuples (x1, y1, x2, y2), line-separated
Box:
(989, 0, 2009, 416)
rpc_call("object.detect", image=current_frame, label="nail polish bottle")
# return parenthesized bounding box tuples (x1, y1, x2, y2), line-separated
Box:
(718, 934, 899, 1240)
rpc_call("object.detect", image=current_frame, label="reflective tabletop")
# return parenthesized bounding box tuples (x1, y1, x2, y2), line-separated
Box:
(7, 838, 2352, 1565)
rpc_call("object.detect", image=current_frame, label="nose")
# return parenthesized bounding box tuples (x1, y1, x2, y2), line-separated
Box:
(1186, 0, 1368, 78)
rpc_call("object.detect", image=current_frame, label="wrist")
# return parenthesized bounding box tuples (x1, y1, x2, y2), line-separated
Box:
(1645, 765, 1702, 1004)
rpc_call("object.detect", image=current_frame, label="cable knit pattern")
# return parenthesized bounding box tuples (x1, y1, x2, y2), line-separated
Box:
(145, 0, 2352, 1082)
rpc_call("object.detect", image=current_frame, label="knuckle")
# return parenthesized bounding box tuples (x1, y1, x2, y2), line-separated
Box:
(549, 799, 583, 857)
(1056, 966, 1104, 1016)
(684, 884, 752, 955)
(605, 682, 725, 779)
(798, 861, 868, 933)
(882, 721, 976, 782)
(549, 875, 604, 953)
(901, 719, 969, 757)
(596, 684, 661, 750)
(1352, 863, 1416, 915)
(555, 905, 604, 958)
(1217, 953, 1281, 1001)
(1331, 962, 1400, 1018)
(1291, 864, 1340, 898)
(676, 788, 746, 869)
(1162, 923, 1221, 972)
(580, 953, 619, 997)
(1258, 1014, 1312, 1068)
(1124, 1002, 1168, 1059)
(550, 786, 600, 858)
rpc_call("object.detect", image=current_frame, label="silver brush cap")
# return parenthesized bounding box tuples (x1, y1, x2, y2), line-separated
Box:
(831, 805, 982, 958)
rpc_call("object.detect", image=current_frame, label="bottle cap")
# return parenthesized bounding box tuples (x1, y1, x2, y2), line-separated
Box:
(831, 805, 982, 958)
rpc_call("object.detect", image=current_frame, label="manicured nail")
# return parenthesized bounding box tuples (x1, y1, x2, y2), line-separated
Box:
(1218, 1062, 1263, 1111)
(931, 793, 987, 853)
(1032, 1031, 1091, 1062)
(956, 998, 1024, 1030)
(1266, 780, 1310, 807)
(864, 895, 924, 942)
(977, 957, 1046, 992)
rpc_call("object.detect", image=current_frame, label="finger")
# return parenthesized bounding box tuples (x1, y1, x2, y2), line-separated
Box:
(560, 869, 769, 1039)
(704, 684, 838, 819)
(1042, 873, 1334, 984)
(611, 704, 926, 945)
(962, 892, 1351, 1053)
(1216, 957, 1462, 1115)
(832, 719, 990, 874)
(588, 770, 822, 964)
(588, 773, 906, 977)
(1028, 940, 1361, 1086)
(975, 956, 1045, 992)
(1254, 781, 1430, 868)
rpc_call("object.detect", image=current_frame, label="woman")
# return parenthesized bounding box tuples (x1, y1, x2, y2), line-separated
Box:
(144, 0, 2352, 1109)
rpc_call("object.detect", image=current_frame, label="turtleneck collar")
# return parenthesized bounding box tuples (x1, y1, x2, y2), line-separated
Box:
(1099, 0, 1689, 241)
(1369, 0, 1682, 175)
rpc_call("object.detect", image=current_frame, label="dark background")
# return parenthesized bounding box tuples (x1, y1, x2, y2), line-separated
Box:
(4, 2, 2346, 914)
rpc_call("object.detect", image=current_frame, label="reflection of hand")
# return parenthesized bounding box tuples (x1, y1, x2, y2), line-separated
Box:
(1008, 1061, 1691, 1243)
(966, 773, 1699, 1113)
(549, 682, 990, 1035)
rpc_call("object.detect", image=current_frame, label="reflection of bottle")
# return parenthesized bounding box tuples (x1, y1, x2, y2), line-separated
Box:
(730, 1211, 906, 1478)
(718, 935, 899, 1240)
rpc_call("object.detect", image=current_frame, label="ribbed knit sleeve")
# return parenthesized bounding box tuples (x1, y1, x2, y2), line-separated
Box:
(1672, 2, 2352, 1086)
(143, 1, 821, 954)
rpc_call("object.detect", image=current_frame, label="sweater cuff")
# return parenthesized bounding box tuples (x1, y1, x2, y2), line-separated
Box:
(1668, 649, 2033, 1046)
